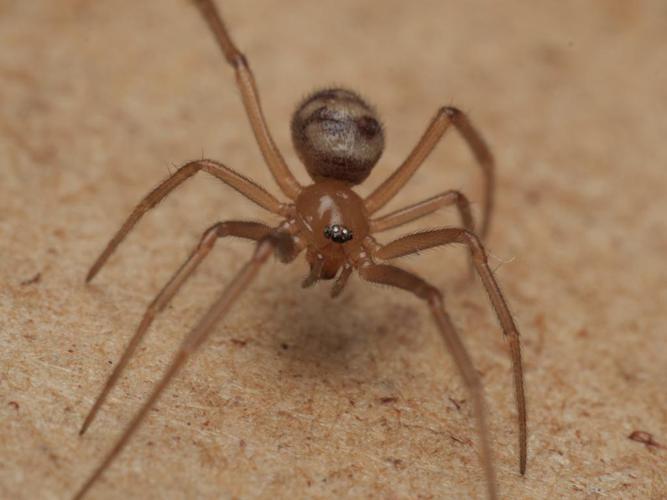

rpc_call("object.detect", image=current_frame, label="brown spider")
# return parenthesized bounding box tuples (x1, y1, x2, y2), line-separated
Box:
(74, 1, 527, 499)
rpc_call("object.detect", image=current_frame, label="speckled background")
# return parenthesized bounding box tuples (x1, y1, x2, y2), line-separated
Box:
(1, 1, 666, 499)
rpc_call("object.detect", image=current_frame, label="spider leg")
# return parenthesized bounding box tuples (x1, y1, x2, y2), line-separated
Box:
(73, 230, 299, 500)
(372, 228, 527, 475)
(357, 262, 497, 500)
(364, 107, 494, 239)
(370, 190, 474, 235)
(80, 221, 273, 436)
(86, 159, 290, 282)
(193, 0, 302, 199)
(370, 189, 476, 277)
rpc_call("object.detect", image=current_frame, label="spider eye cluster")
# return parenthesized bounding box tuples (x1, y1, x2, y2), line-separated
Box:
(291, 87, 385, 185)
(324, 224, 353, 244)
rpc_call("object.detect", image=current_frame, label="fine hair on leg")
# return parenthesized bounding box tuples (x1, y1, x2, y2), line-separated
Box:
(370, 189, 474, 234)
(365, 107, 494, 239)
(86, 159, 289, 282)
(80, 221, 273, 436)
(358, 263, 498, 500)
(372, 228, 527, 474)
(193, 0, 302, 199)
(74, 231, 299, 500)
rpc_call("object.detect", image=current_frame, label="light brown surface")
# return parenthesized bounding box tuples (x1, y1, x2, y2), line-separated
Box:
(1, 1, 666, 499)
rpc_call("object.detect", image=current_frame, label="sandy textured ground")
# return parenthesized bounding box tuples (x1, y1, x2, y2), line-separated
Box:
(1, 1, 666, 499)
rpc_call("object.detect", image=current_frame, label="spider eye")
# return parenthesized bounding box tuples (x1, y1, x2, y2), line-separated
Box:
(324, 224, 353, 243)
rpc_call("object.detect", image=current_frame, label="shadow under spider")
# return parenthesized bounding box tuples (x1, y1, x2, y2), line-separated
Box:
(255, 275, 385, 380)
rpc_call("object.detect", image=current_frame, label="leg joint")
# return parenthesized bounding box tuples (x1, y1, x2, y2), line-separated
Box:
(183, 159, 207, 171)
(211, 221, 230, 238)
(422, 285, 444, 307)
(196, 223, 225, 249)
(439, 106, 462, 121)
(231, 52, 248, 69)
(460, 229, 487, 261)
(448, 189, 467, 205)
(256, 231, 296, 263)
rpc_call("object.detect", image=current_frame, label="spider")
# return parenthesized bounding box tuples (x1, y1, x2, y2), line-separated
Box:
(74, 1, 527, 499)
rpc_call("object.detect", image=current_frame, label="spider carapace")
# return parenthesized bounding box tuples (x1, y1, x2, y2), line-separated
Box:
(296, 179, 368, 280)
(73, 2, 527, 500)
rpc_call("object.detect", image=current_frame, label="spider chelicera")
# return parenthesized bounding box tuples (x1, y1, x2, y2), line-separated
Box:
(74, 1, 527, 498)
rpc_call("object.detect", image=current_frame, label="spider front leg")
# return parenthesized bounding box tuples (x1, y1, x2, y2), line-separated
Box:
(370, 189, 474, 234)
(357, 263, 498, 500)
(87, 159, 290, 282)
(193, 0, 302, 199)
(80, 220, 273, 435)
(365, 107, 495, 239)
(370, 190, 478, 277)
(74, 230, 300, 500)
(372, 228, 528, 475)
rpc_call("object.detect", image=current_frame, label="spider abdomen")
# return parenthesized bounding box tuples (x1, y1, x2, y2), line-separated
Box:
(291, 88, 384, 185)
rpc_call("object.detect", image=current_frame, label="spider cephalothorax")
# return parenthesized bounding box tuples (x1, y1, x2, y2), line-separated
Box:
(75, 2, 527, 500)
(291, 88, 384, 185)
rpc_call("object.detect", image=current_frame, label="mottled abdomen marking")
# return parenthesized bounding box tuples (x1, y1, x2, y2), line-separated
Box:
(291, 88, 384, 185)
